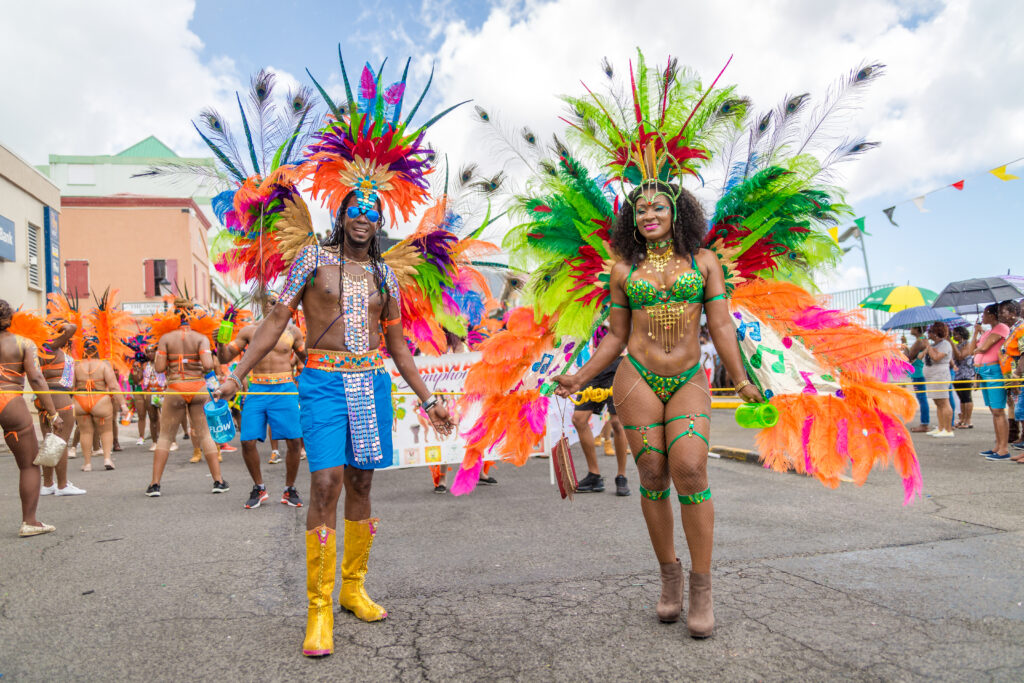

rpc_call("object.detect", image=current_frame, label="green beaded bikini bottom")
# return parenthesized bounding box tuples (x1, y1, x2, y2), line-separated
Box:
(626, 354, 701, 404)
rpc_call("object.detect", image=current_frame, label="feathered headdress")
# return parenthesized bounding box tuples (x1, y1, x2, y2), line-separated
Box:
(47, 291, 86, 360)
(301, 46, 470, 223)
(9, 309, 54, 360)
(88, 288, 136, 376)
(562, 51, 747, 197)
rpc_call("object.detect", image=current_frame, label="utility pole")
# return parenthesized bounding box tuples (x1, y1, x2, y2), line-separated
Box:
(856, 230, 878, 328)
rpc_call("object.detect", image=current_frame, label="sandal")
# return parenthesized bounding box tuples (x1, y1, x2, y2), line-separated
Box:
(955, 424, 973, 429)
(104, 460, 115, 471)
(909, 425, 930, 433)
(81, 463, 92, 472)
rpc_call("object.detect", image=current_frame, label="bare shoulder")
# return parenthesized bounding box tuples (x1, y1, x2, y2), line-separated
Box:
(610, 259, 632, 284)
(695, 248, 720, 276)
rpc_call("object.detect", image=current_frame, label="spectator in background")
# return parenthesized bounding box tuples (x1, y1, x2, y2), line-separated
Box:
(951, 326, 975, 429)
(903, 326, 931, 433)
(699, 331, 717, 387)
(918, 322, 954, 437)
(997, 299, 1024, 448)
(969, 304, 1010, 460)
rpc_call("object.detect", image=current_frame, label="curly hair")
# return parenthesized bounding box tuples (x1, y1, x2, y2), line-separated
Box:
(0, 299, 11, 332)
(610, 181, 707, 265)
(928, 321, 949, 339)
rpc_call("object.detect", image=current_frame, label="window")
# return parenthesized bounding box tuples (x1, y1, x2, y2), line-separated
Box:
(144, 258, 177, 297)
(65, 260, 89, 298)
(27, 223, 42, 290)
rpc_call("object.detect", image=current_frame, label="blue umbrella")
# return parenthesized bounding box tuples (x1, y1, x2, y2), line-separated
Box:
(881, 306, 969, 331)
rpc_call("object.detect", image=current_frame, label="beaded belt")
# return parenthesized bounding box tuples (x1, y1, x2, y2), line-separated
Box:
(306, 348, 384, 373)
(249, 371, 295, 385)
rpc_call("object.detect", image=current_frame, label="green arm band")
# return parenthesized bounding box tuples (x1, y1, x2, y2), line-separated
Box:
(610, 302, 629, 309)
(704, 293, 728, 303)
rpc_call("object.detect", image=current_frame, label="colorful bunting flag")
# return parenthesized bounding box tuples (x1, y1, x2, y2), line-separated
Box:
(882, 206, 899, 226)
(912, 196, 929, 213)
(854, 217, 866, 233)
(990, 165, 1020, 181)
(828, 226, 839, 244)
(952, 180, 965, 190)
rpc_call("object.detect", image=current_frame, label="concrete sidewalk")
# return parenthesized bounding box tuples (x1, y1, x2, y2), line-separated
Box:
(1, 410, 1021, 681)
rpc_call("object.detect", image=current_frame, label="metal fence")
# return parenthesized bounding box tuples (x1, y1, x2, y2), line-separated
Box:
(820, 283, 894, 330)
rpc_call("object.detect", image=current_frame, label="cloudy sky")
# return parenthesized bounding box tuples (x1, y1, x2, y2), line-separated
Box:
(2, 0, 1021, 298)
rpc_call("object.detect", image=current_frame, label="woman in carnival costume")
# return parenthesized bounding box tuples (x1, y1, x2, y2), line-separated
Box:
(0, 300, 65, 536)
(459, 54, 922, 638)
(206, 51, 485, 657)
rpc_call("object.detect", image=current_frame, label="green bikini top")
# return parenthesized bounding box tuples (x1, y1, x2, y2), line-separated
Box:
(611, 254, 727, 310)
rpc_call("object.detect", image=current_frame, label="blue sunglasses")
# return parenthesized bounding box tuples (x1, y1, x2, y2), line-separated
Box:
(346, 206, 381, 223)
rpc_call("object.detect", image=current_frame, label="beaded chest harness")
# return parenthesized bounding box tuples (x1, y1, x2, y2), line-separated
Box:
(625, 257, 704, 354)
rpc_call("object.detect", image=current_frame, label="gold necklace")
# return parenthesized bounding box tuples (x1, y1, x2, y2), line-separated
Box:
(645, 247, 673, 274)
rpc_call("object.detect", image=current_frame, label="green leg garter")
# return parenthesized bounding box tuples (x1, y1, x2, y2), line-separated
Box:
(639, 486, 671, 501)
(677, 487, 712, 505)
(624, 422, 666, 462)
(666, 413, 710, 451)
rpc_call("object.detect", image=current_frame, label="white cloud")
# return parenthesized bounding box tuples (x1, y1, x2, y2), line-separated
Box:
(0, 0, 240, 162)
(423, 0, 1022, 207)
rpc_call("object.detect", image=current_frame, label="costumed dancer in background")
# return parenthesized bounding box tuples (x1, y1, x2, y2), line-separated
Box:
(125, 334, 160, 447)
(214, 50, 463, 657)
(0, 300, 65, 537)
(34, 299, 84, 495)
(147, 297, 226, 496)
(463, 53, 921, 638)
(218, 294, 307, 509)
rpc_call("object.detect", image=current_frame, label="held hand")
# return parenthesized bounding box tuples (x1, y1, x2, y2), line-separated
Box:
(213, 379, 237, 402)
(427, 404, 454, 436)
(49, 413, 64, 430)
(550, 374, 582, 399)
(738, 383, 764, 403)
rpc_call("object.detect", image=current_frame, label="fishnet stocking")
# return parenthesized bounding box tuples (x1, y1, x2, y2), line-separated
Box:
(613, 358, 715, 571)
(666, 372, 714, 573)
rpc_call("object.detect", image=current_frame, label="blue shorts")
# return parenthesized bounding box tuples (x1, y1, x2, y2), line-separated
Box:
(240, 382, 302, 441)
(297, 367, 393, 472)
(977, 363, 1007, 410)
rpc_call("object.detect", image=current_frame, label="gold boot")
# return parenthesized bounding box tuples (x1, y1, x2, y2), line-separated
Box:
(189, 446, 202, 463)
(302, 525, 336, 657)
(338, 518, 388, 622)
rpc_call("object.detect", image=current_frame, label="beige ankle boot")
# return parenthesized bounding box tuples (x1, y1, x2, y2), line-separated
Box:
(687, 571, 714, 637)
(656, 559, 684, 623)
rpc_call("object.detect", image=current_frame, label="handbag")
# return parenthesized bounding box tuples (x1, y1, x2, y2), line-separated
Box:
(551, 436, 579, 501)
(34, 432, 67, 468)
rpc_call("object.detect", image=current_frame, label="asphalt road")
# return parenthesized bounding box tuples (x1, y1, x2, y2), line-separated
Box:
(1, 411, 1022, 681)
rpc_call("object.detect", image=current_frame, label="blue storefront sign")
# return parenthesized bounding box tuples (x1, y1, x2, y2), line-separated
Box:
(0, 214, 15, 262)
(44, 206, 60, 293)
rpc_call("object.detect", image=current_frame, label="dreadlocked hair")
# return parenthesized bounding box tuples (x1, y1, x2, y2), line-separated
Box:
(611, 181, 707, 265)
(0, 300, 11, 332)
(323, 191, 392, 320)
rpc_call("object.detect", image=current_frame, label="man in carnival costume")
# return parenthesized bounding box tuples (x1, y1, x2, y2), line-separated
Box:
(214, 51, 462, 657)
(218, 294, 307, 509)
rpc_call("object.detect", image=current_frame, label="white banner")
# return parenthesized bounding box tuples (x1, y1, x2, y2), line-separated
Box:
(383, 352, 569, 469)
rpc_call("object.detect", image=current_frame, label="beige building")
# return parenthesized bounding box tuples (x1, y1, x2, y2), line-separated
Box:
(0, 142, 62, 311)
(60, 196, 213, 315)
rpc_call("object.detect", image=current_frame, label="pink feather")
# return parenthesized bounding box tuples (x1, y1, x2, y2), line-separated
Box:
(451, 459, 483, 496)
(801, 416, 814, 473)
(384, 82, 405, 104)
(360, 65, 376, 101)
(518, 396, 549, 435)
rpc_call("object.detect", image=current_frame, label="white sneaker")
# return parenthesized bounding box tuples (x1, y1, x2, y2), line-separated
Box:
(40, 483, 57, 496)
(170, 442, 178, 452)
(929, 430, 955, 438)
(56, 482, 87, 496)
(67, 445, 79, 460)
(136, 437, 145, 446)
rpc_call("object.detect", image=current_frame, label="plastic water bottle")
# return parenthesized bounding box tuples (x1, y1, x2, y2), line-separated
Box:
(734, 402, 779, 429)
(203, 371, 236, 444)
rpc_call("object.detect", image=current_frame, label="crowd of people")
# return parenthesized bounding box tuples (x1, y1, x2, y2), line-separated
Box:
(902, 299, 1024, 462)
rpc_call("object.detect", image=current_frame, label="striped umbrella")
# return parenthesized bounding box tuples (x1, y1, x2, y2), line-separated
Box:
(858, 285, 938, 312)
